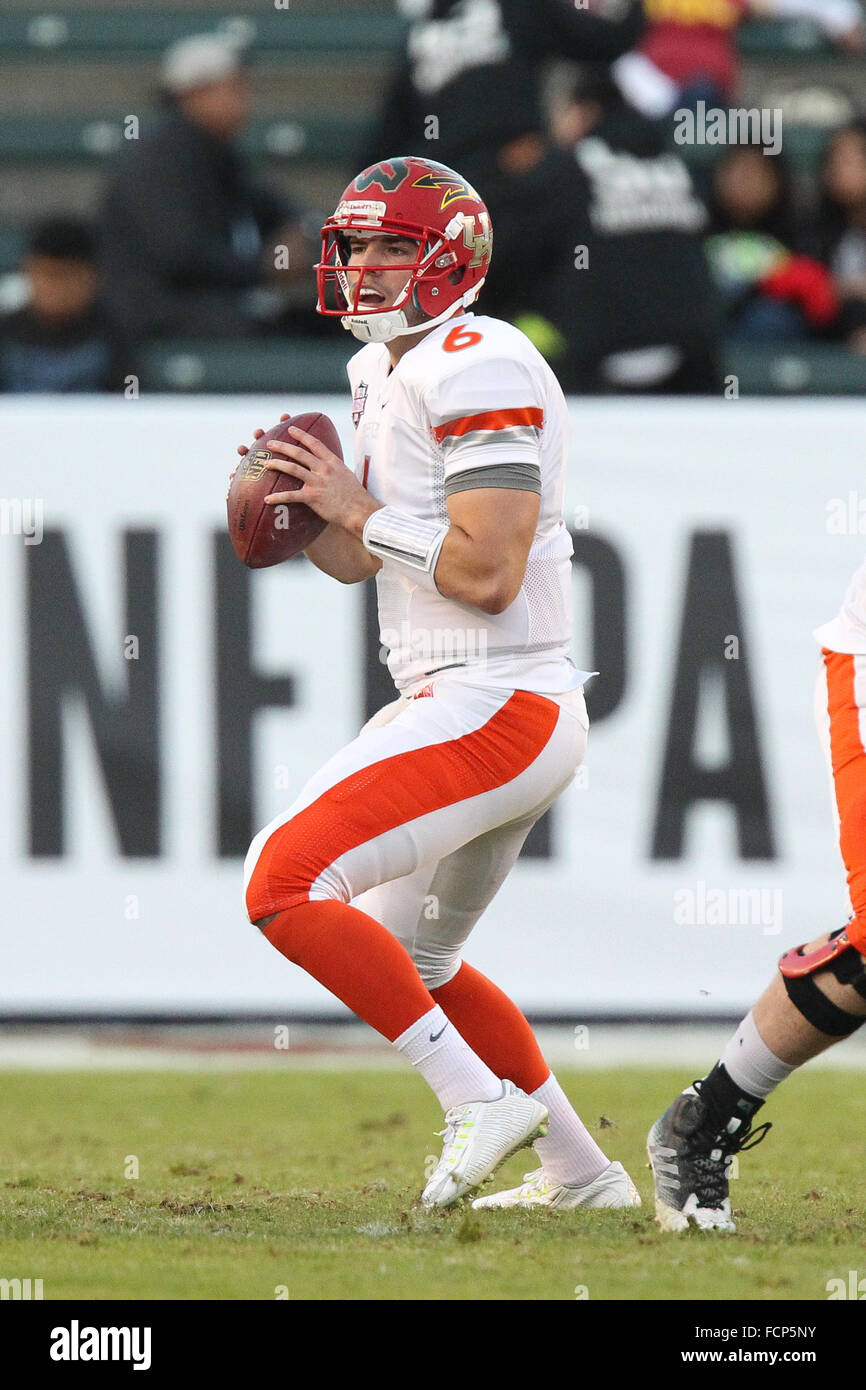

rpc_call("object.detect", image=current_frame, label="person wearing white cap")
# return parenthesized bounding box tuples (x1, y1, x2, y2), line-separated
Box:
(98, 31, 309, 341)
(159, 31, 251, 139)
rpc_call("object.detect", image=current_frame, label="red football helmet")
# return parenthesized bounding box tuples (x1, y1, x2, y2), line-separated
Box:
(316, 155, 493, 343)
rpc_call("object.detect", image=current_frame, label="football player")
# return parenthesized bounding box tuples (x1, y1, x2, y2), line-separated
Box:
(238, 155, 640, 1211)
(648, 556, 866, 1232)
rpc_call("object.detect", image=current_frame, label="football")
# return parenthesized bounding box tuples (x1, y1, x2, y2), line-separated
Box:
(227, 411, 339, 568)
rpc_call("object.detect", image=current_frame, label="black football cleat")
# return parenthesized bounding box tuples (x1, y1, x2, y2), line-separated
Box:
(647, 1079, 771, 1232)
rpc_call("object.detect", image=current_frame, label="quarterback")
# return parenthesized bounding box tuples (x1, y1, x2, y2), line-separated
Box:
(238, 155, 640, 1210)
(648, 556, 866, 1232)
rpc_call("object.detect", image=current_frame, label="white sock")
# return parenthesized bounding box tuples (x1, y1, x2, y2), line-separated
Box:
(722, 1011, 796, 1100)
(531, 1073, 609, 1187)
(394, 1006, 503, 1111)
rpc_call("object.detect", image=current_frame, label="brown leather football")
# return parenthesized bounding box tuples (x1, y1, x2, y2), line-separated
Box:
(227, 412, 338, 568)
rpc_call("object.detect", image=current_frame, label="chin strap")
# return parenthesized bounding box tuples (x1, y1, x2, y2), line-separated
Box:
(341, 302, 460, 344)
(342, 279, 486, 345)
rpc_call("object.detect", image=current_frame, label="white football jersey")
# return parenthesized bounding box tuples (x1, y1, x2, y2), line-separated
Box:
(815, 556, 866, 655)
(347, 312, 591, 695)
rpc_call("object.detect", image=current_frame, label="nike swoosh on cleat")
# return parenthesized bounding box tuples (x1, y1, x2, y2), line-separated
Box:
(429, 1025, 449, 1041)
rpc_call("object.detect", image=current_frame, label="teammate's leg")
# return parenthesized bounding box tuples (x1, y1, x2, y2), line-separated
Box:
(648, 649, 866, 1231)
(647, 932, 866, 1233)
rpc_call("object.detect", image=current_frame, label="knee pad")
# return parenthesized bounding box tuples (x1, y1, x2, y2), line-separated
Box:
(779, 928, 866, 1037)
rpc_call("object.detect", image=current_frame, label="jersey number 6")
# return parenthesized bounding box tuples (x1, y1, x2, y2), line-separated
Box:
(443, 325, 483, 353)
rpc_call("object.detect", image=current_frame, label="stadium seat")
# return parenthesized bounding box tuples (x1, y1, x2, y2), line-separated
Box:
(0, 9, 406, 58)
(139, 339, 355, 393)
(0, 114, 374, 165)
(723, 341, 866, 394)
(738, 18, 837, 57)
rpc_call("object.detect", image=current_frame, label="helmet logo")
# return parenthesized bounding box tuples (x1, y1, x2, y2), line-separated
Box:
(412, 169, 478, 209)
(449, 211, 492, 269)
(354, 159, 411, 193)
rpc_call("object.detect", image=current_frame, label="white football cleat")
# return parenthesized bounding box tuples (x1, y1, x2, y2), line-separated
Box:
(471, 1160, 641, 1211)
(421, 1080, 548, 1209)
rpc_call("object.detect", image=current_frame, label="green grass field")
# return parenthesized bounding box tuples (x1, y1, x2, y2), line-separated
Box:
(1, 1067, 862, 1301)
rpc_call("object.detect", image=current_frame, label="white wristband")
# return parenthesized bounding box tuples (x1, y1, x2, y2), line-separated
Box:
(362, 506, 448, 575)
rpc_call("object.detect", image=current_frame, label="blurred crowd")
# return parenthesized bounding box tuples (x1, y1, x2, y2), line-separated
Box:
(3, 0, 866, 393)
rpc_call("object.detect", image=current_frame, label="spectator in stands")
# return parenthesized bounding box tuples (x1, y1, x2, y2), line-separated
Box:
(371, 0, 645, 168)
(533, 67, 721, 393)
(0, 218, 129, 393)
(99, 33, 310, 342)
(814, 119, 866, 350)
(364, 0, 645, 320)
(707, 146, 839, 342)
(615, 0, 864, 118)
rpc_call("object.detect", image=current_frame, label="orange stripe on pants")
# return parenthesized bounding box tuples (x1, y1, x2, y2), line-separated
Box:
(823, 649, 866, 952)
(245, 688, 560, 923)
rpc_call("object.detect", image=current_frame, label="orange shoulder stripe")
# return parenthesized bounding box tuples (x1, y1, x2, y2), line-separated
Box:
(432, 407, 544, 443)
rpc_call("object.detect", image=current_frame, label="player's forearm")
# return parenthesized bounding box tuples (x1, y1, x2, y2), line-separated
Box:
(304, 523, 381, 583)
(429, 527, 521, 615)
(435, 487, 539, 615)
(354, 493, 536, 615)
(354, 506, 521, 613)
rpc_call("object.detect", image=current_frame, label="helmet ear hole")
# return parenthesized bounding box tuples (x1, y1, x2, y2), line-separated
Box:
(448, 266, 466, 287)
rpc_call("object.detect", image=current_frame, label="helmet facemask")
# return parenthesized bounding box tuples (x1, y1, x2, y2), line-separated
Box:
(317, 220, 471, 344)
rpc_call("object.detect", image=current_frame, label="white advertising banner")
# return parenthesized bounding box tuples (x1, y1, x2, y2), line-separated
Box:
(0, 396, 863, 1015)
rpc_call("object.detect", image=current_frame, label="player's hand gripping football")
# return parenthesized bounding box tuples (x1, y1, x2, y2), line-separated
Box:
(236, 414, 379, 537)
